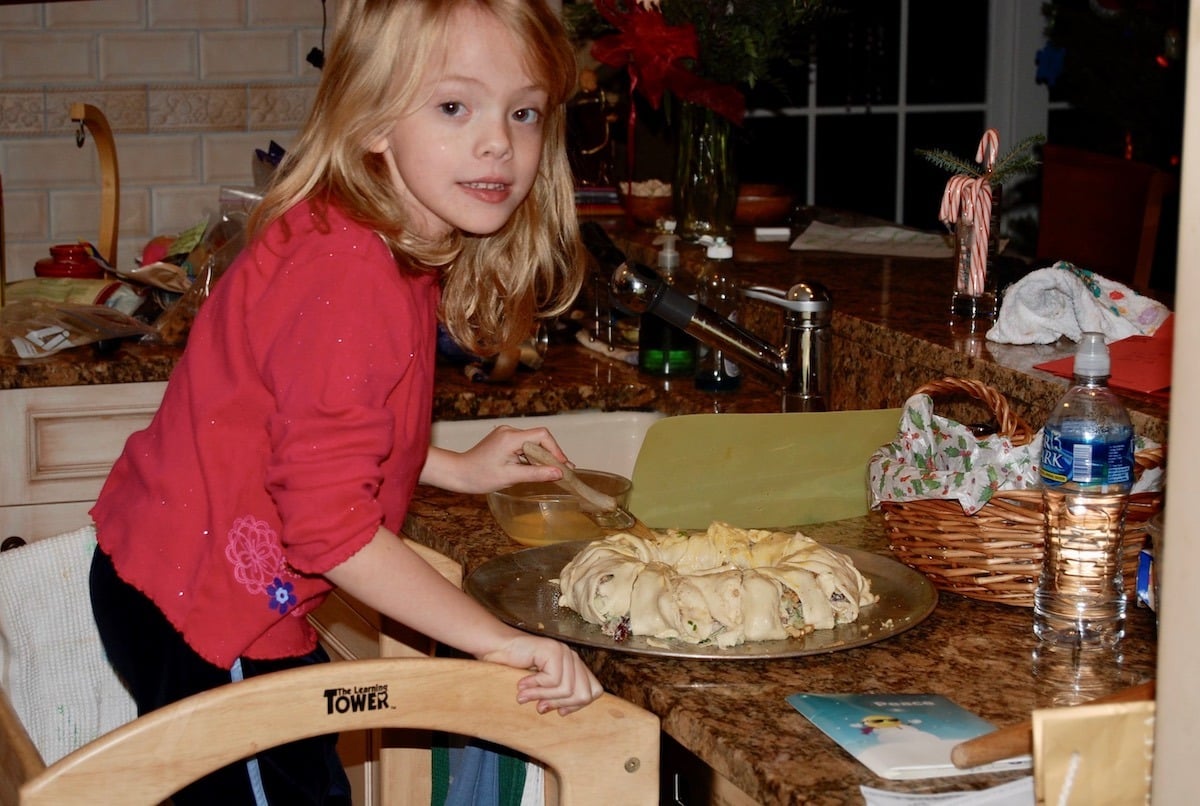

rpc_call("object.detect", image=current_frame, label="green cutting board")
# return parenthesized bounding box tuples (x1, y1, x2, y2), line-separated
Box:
(627, 409, 903, 530)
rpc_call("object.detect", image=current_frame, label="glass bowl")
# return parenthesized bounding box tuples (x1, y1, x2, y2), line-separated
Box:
(487, 469, 632, 547)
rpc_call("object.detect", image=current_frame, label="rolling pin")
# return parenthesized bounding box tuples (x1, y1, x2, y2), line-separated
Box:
(950, 679, 1155, 769)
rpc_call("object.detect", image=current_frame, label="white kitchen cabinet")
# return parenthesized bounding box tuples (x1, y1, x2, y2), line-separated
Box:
(0, 377, 458, 804)
(0, 381, 166, 544)
(0, 380, 436, 805)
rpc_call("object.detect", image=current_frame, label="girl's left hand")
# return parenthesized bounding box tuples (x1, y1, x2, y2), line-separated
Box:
(483, 634, 604, 716)
(421, 425, 569, 494)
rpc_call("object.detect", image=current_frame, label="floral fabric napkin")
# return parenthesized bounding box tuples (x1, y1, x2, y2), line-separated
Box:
(868, 393, 1163, 515)
(868, 393, 1039, 515)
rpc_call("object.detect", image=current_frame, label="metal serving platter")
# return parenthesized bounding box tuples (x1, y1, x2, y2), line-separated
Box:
(465, 540, 938, 660)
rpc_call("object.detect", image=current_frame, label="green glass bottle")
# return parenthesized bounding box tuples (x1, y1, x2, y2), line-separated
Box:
(637, 221, 696, 376)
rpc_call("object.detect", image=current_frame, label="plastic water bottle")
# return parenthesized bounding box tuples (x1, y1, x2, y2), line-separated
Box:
(1034, 332, 1134, 647)
(694, 237, 741, 391)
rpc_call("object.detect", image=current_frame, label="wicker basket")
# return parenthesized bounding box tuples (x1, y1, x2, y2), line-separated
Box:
(880, 378, 1165, 606)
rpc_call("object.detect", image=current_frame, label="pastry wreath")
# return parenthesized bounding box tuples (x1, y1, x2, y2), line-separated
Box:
(555, 521, 879, 648)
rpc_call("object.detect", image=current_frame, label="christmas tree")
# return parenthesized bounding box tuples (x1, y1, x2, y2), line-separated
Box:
(1039, 0, 1186, 169)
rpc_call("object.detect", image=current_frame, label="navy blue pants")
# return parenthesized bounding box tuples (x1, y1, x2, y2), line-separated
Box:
(89, 548, 352, 805)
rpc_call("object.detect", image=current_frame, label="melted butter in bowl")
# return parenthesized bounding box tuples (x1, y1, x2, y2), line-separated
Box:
(498, 506, 603, 546)
(487, 470, 632, 546)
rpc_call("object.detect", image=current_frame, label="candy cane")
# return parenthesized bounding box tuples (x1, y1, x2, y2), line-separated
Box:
(969, 130, 1000, 294)
(939, 179, 957, 225)
(975, 128, 999, 172)
(959, 174, 978, 224)
(969, 178, 993, 296)
(940, 173, 973, 226)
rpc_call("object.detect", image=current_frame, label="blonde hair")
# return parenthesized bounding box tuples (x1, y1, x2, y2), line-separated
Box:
(251, 0, 582, 355)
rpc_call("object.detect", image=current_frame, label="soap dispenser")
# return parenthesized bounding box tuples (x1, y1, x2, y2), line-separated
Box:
(694, 237, 741, 391)
(657, 221, 680, 274)
(637, 221, 696, 377)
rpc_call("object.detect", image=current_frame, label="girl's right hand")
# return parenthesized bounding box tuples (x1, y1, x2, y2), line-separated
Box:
(481, 635, 604, 716)
(421, 425, 570, 494)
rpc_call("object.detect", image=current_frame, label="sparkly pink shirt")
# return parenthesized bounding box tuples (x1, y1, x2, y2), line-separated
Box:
(92, 200, 440, 667)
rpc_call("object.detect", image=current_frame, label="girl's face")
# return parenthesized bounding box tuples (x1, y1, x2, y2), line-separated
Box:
(370, 6, 549, 239)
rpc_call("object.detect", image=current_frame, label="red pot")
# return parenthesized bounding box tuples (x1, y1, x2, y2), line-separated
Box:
(34, 244, 105, 279)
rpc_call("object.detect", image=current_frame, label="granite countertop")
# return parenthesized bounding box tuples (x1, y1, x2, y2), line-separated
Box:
(1, 218, 1165, 801)
(1, 216, 1169, 445)
(405, 486, 1157, 804)
(600, 218, 1169, 443)
(420, 224, 1160, 801)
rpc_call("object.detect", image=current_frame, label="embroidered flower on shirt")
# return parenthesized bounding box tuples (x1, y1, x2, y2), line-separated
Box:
(225, 514, 285, 595)
(266, 577, 298, 614)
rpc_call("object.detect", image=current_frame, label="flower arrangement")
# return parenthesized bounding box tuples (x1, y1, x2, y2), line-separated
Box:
(565, 0, 832, 238)
(571, 0, 831, 125)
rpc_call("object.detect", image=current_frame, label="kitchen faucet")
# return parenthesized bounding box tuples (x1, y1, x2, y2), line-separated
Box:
(582, 223, 831, 412)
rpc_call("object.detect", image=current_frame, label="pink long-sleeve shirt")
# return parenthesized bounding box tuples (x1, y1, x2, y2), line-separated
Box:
(92, 200, 440, 667)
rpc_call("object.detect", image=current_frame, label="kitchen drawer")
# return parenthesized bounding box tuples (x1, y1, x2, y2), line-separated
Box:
(0, 382, 165, 508)
(0, 382, 166, 542)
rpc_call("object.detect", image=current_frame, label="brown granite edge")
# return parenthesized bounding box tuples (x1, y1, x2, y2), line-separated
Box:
(835, 316, 1169, 444)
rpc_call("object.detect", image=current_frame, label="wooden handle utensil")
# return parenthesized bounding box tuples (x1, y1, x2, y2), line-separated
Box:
(950, 679, 1155, 769)
(521, 442, 658, 541)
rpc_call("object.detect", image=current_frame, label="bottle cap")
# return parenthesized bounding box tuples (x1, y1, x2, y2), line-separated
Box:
(1074, 331, 1110, 377)
(706, 237, 733, 260)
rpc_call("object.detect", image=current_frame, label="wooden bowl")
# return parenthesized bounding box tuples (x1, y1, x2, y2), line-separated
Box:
(619, 192, 673, 225)
(734, 184, 795, 226)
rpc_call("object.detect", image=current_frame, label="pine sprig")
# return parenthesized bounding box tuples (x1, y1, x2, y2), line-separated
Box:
(913, 148, 981, 177)
(915, 133, 1046, 186)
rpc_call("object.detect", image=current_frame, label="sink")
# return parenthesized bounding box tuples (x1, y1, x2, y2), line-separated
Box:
(430, 410, 664, 479)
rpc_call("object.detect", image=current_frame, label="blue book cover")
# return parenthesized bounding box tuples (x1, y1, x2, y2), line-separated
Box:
(787, 693, 1032, 780)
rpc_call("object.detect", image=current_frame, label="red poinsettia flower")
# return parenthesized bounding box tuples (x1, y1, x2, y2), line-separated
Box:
(590, 0, 745, 125)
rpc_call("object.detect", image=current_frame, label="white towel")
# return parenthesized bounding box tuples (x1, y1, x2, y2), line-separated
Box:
(987, 262, 1171, 345)
(0, 526, 136, 765)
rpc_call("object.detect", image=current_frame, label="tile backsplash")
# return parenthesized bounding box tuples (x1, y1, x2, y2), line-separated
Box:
(0, 0, 335, 281)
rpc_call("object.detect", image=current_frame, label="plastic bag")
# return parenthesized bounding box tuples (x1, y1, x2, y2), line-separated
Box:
(153, 212, 248, 345)
(0, 299, 158, 359)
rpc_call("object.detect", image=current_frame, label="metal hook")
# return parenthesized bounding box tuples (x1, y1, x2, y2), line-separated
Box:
(75, 120, 86, 148)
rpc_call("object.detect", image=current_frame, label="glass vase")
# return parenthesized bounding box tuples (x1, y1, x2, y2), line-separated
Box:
(949, 184, 1001, 321)
(673, 102, 737, 242)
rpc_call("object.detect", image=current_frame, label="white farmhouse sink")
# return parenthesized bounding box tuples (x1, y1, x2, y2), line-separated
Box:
(430, 410, 664, 479)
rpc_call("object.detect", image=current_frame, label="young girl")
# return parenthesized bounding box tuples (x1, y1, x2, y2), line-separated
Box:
(89, 1, 600, 802)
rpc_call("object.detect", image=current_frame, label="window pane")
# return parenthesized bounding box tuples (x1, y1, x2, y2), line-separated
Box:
(905, 111, 987, 231)
(815, 114, 897, 221)
(737, 115, 808, 193)
(815, 1, 901, 108)
(907, 0, 988, 104)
